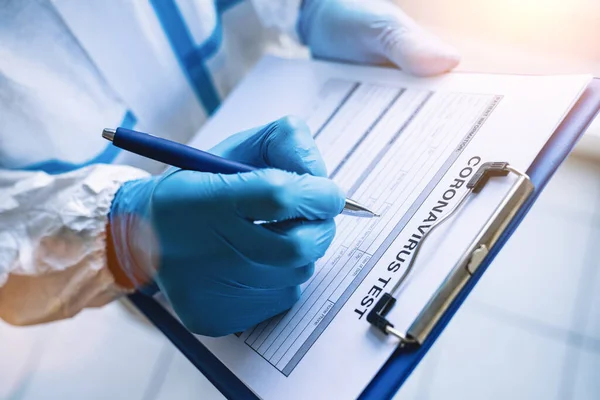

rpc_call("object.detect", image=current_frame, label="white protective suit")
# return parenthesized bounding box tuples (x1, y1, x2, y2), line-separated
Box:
(0, 0, 457, 326)
(0, 0, 303, 325)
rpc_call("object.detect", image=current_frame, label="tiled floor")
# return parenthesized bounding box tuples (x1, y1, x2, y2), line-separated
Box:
(2, 151, 600, 400)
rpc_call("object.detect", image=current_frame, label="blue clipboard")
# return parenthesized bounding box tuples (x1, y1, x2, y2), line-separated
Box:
(129, 78, 600, 400)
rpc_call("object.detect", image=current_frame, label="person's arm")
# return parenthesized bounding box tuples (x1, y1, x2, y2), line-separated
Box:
(0, 117, 345, 337)
(0, 164, 148, 325)
(250, 0, 460, 76)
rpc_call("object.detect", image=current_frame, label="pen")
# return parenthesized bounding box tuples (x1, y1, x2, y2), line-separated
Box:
(102, 127, 379, 218)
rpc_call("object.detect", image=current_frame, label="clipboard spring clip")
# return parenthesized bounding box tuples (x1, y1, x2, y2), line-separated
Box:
(367, 162, 532, 348)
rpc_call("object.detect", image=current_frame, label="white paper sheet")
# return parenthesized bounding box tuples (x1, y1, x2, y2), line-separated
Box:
(179, 56, 591, 399)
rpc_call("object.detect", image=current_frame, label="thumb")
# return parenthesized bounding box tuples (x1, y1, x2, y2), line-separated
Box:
(378, 11, 461, 76)
(211, 116, 328, 177)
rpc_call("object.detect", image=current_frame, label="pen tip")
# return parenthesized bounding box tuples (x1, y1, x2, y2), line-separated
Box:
(102, 128, 116, 141)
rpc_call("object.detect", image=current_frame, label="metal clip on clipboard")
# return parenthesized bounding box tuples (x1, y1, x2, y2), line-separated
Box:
(367, 162, 534, 348)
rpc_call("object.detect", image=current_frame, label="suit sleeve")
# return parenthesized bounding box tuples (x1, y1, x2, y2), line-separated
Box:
(0, 164, 149, 325)
(249, 0, 304, 41)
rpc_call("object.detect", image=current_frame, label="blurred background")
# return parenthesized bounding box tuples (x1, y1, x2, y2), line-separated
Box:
(400, 0, 600, 72)
(396, 0, 600, 155)
(1, 1, 599, 399)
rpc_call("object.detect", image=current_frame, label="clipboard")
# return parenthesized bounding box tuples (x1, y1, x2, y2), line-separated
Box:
(128, 78, 600, 400)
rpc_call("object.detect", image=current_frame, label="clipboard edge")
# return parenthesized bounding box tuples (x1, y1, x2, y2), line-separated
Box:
(359, 78, 600, 400)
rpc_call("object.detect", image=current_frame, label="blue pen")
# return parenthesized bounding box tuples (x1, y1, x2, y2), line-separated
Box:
(102, 127, 378, 218)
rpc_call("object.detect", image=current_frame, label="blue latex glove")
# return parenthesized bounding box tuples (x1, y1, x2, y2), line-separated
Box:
(109, 117, 345, 336)
(299, 0, 460, 76)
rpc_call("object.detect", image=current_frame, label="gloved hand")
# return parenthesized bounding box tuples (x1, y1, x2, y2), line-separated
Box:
(108, 117, 345, 336)
(299, 0, 460, 76)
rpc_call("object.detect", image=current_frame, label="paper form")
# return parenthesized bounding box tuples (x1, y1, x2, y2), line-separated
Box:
(178, 57, 591, 399)
(238, 82, 500, 376)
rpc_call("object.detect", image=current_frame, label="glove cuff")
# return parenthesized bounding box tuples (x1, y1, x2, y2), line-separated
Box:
(108, 177, 161, 291)
(297, 0, 328, 45)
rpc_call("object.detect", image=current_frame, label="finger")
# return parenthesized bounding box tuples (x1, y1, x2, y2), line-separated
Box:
(215, 218, 336, 269)
(172, 284, 301, 337)
(228, 169, 345, 221)
(265, 219, 337, 265)
(232, 263, 315, 289)
(220, 286, 301, 335)
(165, 169, 344, 221)
(161, 170, 341, 268)
(259, 116, 327, 177)
(211, 116, 328, 177)
(378, 10, 460, 76)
